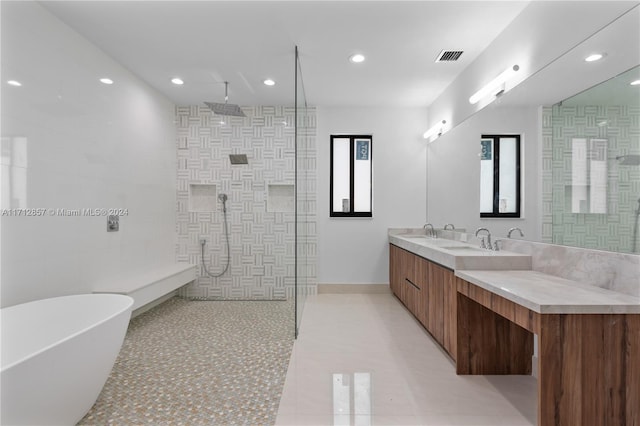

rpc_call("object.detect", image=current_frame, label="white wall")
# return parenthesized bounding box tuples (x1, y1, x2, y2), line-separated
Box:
(316, 107, 428, 285)
(426, 1, 636, 134)
(426, 105, 541, 242)
(1, 2, 177, 307)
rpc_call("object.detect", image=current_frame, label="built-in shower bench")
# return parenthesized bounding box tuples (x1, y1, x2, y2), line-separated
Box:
(93, 263, 197, 316)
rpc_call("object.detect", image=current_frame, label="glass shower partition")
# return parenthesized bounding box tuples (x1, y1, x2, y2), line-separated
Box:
(294, 46, 311, 337)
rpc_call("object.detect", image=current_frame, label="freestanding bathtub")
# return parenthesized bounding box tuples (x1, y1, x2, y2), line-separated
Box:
(1, 293, 134, 425)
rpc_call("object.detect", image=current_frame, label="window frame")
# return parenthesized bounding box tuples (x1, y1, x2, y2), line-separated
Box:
(480, 134, 521, 218)
(329, 134, 373, 218)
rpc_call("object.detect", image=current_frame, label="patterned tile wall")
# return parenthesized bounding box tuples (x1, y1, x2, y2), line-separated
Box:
(175, 106, 317, 299)
(542, 105, 640, 253)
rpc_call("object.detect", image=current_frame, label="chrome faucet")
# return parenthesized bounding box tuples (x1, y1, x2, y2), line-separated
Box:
(507, 227, 524, 238)
(423, 223, 437, 238)
(443, 223, 455, 230)
(475, 227, 492, 249)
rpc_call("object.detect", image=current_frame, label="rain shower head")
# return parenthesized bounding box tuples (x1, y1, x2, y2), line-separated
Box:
(204, 102, 246, 117)
(615, 154, 640, 166)
(204, 81, 246, 118)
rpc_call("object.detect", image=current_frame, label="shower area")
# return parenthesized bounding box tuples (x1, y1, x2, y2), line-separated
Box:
(175, 47, 316, 335)
(543, 65, 640, 253)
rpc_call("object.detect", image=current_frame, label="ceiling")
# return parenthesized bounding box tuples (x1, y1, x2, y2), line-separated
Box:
(41, 1, 530, 108)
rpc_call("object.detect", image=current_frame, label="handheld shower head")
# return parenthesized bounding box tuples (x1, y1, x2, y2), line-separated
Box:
(218, 193, 228, 213)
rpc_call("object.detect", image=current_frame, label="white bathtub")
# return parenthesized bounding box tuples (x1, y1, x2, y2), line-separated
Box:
(1, 294, 133, 425)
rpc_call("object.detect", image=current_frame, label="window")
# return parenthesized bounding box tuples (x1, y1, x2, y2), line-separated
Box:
(330, 135, 372, 217)
(479, 134, 521, 218)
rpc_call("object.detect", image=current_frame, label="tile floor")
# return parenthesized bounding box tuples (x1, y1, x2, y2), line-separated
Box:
(276, 293, 537, 426)
(79, 297, 294, 425)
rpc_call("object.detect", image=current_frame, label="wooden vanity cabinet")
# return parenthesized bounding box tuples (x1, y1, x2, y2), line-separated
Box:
(389, 244, 456, 360)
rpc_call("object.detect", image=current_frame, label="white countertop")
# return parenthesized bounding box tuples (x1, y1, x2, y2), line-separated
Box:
(456, 270, 640, 314)
(388, 231, 531, 271)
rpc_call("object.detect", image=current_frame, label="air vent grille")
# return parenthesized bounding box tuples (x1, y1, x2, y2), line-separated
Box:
(435, 50, 464, 62)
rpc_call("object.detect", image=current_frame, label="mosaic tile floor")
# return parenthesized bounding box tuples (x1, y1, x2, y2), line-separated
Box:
(79, 297, 295, 426)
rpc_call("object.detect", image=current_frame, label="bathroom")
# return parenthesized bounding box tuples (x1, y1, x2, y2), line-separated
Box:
(1, 1, 639, 425)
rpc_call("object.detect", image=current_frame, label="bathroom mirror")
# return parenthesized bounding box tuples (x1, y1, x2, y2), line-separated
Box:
(427, 6, 639, 254)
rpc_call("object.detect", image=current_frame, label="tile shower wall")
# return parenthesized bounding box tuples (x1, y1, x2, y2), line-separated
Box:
(175, 106, 317, 299)
(542, 105, 640, 253)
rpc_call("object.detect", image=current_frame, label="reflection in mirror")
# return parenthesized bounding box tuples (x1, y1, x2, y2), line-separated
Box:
(545, 66, 640, 253)
(479, 134, 521, 218)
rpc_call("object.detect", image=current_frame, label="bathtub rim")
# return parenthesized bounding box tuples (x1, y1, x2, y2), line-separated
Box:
(1, 293, 134, 372)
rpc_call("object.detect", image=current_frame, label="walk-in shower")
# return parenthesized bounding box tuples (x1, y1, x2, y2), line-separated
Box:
(175, 47, 316, 337)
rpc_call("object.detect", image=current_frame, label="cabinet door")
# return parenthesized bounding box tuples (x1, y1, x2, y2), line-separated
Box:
(442, 267, 457, 360)
(389, 245, 402, 297)
(428, 263, 445, 345)
(414, 255, 430, 328)
(400, 248, 417, 310)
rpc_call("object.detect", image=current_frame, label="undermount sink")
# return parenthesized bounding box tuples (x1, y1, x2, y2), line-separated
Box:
(440, 246, 485, 252)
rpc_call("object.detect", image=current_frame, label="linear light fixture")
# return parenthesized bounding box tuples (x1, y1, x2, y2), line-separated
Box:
(469, 65, 519, 105)
(423, 120, 446, 140)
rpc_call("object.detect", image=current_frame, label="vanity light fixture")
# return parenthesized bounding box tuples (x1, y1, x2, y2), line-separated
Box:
(171, 77, 184, 85)
(631, 79, 640, 86)
(7, 80, 22, 87)
(584, 53, 604, 62)
(263, 79, 276, 86)
(423, 120, 447, 140)
(99, 78, 114, 85)
(349, 53, 365, 63)
(469, 65, 519, 105)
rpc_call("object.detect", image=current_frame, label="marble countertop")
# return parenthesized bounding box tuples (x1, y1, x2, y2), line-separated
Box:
(388, 230, 531, 271)
(456, 270, 640, 314)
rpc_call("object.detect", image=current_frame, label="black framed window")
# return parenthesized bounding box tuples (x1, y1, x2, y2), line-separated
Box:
(479, 134, 521, 218)
(330, 135, 372, 217)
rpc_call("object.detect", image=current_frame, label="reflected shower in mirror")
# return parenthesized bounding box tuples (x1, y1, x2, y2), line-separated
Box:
(545, 66, 640, 253)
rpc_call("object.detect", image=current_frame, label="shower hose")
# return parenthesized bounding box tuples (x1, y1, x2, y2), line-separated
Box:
(201, 200, 230, 278)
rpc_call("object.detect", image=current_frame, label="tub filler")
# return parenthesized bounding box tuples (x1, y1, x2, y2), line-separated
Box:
(1, 294, 133, 425)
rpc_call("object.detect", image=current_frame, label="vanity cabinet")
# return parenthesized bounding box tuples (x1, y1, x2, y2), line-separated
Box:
(389, 244, 456, 359)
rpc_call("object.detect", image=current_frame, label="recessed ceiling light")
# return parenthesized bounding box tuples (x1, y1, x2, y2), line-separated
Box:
(584, 53, 604, 62)
(171, 77, 184, 85)
(631, 79, 640, 86)
(7, 80, 22, 87)
(349, 53, 365, 63)
(100, 78, 114, 85)
(263, 79, 276, 86)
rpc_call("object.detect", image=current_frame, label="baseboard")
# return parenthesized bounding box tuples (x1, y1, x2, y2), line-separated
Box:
(317, 283, 391, 294)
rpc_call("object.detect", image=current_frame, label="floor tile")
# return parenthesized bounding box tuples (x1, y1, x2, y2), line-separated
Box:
(276, 294, 536, 426)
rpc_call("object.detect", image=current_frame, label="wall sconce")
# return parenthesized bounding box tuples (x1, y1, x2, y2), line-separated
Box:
(423, 120, 447, 140)
(469, 65, 519, 105)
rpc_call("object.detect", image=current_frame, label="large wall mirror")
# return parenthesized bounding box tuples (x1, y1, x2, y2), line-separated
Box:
(426, 4, 639, 255)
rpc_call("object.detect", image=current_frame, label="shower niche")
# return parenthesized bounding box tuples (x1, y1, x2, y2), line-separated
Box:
(189, 184, 218, 212)
(267, 184, 295, 213)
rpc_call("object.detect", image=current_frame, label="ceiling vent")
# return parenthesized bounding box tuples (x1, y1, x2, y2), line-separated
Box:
(435, 50, 464, 62)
